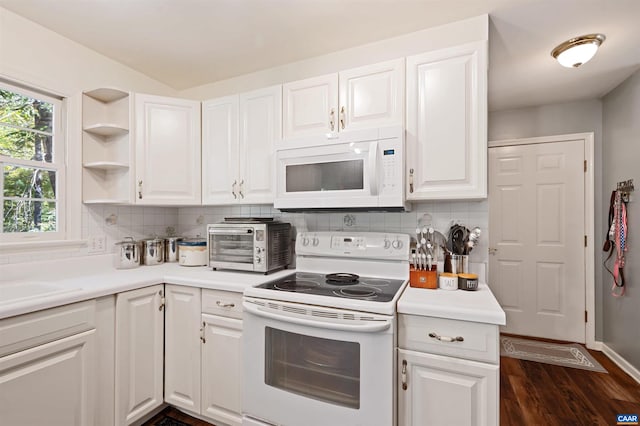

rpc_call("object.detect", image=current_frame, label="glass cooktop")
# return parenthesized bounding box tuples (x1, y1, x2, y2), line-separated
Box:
(256, 272, 406, 302)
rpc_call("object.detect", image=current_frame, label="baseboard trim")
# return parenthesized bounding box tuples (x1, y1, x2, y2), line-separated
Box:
(601, 343, 640, 384)
(587, 340, 603, 351)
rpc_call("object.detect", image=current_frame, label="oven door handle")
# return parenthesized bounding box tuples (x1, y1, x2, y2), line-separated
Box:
(243, 301, 392, 333)
(209, 228, 253, 235)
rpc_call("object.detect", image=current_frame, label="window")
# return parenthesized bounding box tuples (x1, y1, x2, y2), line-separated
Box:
(0, 81, 65, 241)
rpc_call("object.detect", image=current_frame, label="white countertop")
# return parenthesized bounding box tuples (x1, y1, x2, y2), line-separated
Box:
(397, 283, 506, 325)
(0, 255, 294, 319)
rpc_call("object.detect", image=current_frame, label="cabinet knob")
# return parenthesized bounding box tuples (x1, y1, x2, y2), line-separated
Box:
(330, 108, 335, 131)
(339, 106, 345, 130)
(409, 169, 414, 194)
(232, 180, 238, 199)
(239, 179, 245, 199)
(401, 359, 407, 390)
(138, 180, 143, 199)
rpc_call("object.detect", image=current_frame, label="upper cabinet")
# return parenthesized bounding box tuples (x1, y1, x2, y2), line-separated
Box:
(82, 88, 133, 204)
(282, 58, 404, 141)
(135, 94, 202, 205)
(406, 41, 488, 200)
(202, 85, 281, 205)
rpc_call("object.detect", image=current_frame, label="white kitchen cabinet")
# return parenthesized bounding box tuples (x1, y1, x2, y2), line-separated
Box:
(115, 285, 165, 425)
(201, 289, 243, 426)
(397, 313, 499, 426)
(82, 88, 133, 204)
(164, 285, 202, 413)
(135, 94, 202, 205)
(282, 58, 404, 141)
(0, 300, 97, 426)
(406, 41, 488, 200)
(398, 349, 498, 426)
(202, 85, 281, 204)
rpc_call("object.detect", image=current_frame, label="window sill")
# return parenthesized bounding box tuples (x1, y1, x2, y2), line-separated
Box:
(0, 239, 87, 254)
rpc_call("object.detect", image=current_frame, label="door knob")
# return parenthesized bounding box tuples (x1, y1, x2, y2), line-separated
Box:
(488, 247, 498, 255)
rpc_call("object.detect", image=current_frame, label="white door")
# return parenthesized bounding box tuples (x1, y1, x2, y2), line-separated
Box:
(489, 139, 586, 342)
(238, 85, 281, 204)
(406, 41, 487, 200)
(339, 58, 404, 132)
(115, 285, 164, 425)
(135, 94, 201, 205)
(202, 95, 240, 204)
(0, 330, 96, 426)
(165, 285, 201, 413)
(283, 73, 338, 140)
(398, 349, 498, 426)
(201, 313, 243, 426)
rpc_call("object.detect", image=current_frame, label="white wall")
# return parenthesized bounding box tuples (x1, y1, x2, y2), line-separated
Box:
(602, 69, 640, 371)
(178, 14, 488, 100)
(0, 6, 179, 260)
(488, 99, 605, 339)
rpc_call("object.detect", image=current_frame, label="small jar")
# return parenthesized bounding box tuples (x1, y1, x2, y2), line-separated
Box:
(439, 272, 458, 291)
(178, 238, 207, 266)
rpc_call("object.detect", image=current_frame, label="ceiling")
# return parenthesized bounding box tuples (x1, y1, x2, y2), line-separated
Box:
(1, 0, 639, 111)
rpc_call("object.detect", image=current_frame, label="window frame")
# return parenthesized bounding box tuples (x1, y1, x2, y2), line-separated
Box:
(0, 80, 66, 243)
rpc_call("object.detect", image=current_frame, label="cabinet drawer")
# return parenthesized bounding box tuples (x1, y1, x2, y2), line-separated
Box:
(0, 300, 96, 357)
(202, 289, 243, 319)
(398, 314, 499, 364)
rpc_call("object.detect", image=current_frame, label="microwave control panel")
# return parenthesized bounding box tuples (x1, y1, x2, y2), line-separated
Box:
(380, 143, 402, 194)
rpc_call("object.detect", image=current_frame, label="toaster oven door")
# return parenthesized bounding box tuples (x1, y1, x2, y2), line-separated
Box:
(208, 227, 256, 271)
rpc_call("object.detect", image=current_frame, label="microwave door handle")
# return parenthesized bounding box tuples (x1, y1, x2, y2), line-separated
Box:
(209, 229, 254, 235)
(243, 301, 392, 333)
(368, 141, 379, 196)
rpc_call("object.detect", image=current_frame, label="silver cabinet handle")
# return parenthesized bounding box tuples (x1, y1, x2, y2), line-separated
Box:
(409, 169, 414, 194)
(138, 180, 143, 199)
(401, 359, 407, 390)
(429, 332, 464, 343)
(239, 179, 244, 199)
(329, 108, 335, 131)
(339, 106, 345, 130)
(231, 180, 237, 199)
(200, 321, 206, 344)
(159, 289, 165, 311)
(216, 301, 235, 308)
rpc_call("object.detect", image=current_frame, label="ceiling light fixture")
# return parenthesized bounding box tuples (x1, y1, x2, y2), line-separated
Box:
(551, 33, 606, 68)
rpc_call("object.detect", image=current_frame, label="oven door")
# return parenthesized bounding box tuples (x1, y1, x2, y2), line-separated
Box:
(242, 297, 395, 426)
(208, 226, 256, 271)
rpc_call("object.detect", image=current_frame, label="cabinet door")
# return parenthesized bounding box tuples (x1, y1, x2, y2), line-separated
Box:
(135, 94, 202, 205)
(283, 73, 338, 140)
(398, 348, 498, 426)
(0, 330, 96, 426)
(164, 285, 201, 413)
(202, 95, 240, 204)
(238, 85, 282, 204)
(201, 313, 243, 426)
(406, 41, 488, 200)
(338, 58, 404, 132)
(115, 285, 164, 425)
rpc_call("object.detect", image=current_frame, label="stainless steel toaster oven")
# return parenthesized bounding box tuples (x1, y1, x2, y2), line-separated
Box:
(207, 219, 292, 273)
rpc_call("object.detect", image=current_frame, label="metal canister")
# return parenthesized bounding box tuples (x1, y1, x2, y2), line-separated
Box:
(141, 237, 165, 266)
(164, 236, 183, 263)
(114, 237, 141, 269)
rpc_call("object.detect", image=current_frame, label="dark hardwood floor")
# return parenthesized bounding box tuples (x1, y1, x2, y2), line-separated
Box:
(145, 346, 640, 426)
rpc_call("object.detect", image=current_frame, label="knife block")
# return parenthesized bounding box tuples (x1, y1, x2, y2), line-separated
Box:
(410, 266, 437, 289)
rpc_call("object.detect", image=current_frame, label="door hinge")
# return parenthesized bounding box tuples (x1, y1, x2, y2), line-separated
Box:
(584, 235, 587, 247)
(584, 160, 587, 172)
(585, 310, 588, 323)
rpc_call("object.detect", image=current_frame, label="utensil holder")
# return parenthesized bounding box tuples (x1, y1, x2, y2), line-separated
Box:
(410, 266, 437, 289)
(444, 254, 469, 274)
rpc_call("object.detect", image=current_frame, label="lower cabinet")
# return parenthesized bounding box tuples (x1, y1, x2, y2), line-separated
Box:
(397, 314, 499, 426)
(115, 284, 165, 426)
(164, 285, 244, 426)
(0, 301, 97, 426)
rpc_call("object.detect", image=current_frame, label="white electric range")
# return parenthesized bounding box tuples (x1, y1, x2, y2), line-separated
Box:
(242, 231, 410, 426)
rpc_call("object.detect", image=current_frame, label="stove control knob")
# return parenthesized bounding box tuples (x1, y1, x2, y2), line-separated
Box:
(392, 239, 403, 250)
(255, 247, 262, 254)
(301, 237, 310, 246)
(312, 237, 320, 246)
(255, 256, 262, 264)
(384, 239, 391, 249)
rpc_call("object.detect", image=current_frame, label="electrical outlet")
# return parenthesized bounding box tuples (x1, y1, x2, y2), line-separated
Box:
(88, 235, 106, 254)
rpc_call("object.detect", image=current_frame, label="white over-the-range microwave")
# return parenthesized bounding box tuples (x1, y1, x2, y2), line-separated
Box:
(274, 126, 409, 211)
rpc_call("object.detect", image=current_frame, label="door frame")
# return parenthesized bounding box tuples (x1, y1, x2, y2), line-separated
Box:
(488, 132, 595, 348)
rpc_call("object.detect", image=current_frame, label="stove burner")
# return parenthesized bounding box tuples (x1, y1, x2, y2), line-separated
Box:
(325, 273, 360, 285)
(274, 280, 319, 291)
(334, 286, 380, 299)
(360, 279, 391, 287)
(296, 273, 318, 279)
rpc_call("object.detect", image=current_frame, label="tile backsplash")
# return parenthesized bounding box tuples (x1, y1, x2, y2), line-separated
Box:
(0, 201, 488, 265)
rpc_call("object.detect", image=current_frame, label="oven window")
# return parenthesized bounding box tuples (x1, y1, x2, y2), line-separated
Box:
(209, 232, 254, 264)
(285, 160, 364, 192)
(265, 327, 360, 409)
